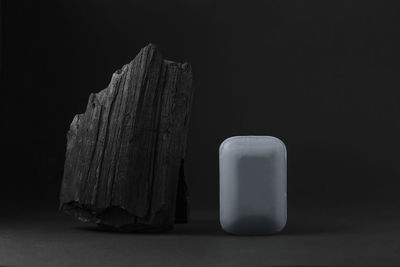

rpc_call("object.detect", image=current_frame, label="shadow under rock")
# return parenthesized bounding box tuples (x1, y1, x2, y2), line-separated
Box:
(73, 220, 226, 236)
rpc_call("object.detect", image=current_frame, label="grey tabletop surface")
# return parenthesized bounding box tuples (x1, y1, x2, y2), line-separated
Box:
(0, 206, 399, 267)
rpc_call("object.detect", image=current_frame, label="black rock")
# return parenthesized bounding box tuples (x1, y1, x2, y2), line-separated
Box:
(60, 44, 194, 232)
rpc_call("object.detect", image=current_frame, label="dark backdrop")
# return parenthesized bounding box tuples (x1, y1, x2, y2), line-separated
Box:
(2, 0, 400, 214)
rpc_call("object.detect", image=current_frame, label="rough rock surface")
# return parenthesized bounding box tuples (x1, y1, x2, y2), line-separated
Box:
(60, 44, 194, 232)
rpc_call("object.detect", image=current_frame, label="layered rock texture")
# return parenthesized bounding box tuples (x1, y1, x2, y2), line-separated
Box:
(60, 44, 194, 232)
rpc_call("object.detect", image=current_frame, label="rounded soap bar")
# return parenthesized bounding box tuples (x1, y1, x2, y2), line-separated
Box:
(219, 136, 287, 235)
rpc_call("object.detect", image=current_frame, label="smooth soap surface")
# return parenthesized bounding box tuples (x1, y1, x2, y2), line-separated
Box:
(219, 136, 287, 235)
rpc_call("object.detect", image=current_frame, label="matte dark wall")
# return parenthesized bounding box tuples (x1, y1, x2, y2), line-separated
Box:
(2, 0, 400, 212)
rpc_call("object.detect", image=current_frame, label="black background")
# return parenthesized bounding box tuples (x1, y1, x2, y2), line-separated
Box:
(2, 0, 400, 214)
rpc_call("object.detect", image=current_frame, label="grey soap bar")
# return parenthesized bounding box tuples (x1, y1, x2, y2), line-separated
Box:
(219, 136, 287, 235)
